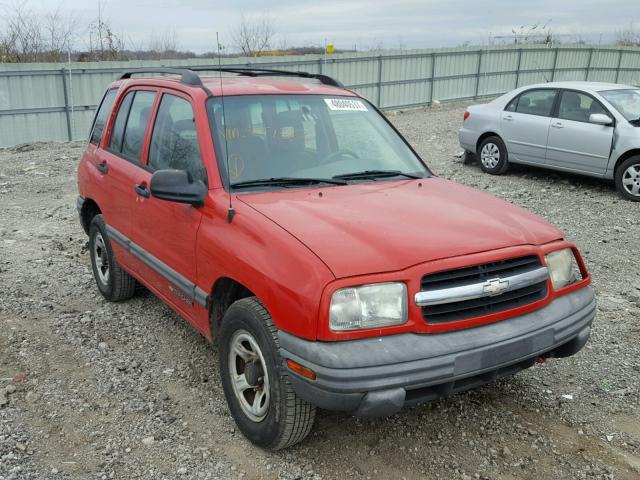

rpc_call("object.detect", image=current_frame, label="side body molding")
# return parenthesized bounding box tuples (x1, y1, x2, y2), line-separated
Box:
(105, 224, 209, 308)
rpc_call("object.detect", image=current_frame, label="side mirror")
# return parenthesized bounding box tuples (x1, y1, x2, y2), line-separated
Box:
(150, 169, 207, 207)
(589, 113, 613, 126)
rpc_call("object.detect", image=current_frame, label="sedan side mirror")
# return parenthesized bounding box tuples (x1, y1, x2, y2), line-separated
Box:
(589, 113, 613, 126)
(150, 169, 207, 207)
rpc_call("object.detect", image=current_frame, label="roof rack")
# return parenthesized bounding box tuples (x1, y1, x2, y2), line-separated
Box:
(119, 67, 203, 86)
(118, 66, 344, 89)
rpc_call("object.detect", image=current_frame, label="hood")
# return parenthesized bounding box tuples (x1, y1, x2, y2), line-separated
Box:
(239, 178, 563, 278)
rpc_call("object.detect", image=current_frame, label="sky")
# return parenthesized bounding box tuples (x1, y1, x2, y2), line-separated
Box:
(6, 0, 640, 53)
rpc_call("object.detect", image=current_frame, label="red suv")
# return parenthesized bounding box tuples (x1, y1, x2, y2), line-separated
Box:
(77, 67, 595, 450)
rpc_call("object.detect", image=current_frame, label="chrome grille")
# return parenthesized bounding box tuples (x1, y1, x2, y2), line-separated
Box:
(417, 255, 548, 324)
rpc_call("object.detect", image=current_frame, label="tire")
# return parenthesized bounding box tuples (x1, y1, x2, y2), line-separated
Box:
(614, 155, 640, 202)
(478, 136, 509, 175)
(219, 297, 316, 450)
(88, 214, 137, 301)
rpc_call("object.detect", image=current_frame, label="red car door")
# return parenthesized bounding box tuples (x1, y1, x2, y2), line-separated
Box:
(127, 90, 209, 334)
(96, 88, 158, 271)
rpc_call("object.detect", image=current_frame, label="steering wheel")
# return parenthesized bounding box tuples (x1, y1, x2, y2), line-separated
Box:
(320, 149, 360, 165)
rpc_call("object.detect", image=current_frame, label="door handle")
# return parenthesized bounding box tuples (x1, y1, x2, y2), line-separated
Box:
(503, 115, 514, 121)
(551, 122, 564, 128)
(96, 161, 108, 174)
(135, 184, 150, 198)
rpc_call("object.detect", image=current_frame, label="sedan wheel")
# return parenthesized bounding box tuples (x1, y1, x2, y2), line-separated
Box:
(480, 143, 500, 169)
(621, 164, 640, 197)
(615, 156, 640, 202)
(477, 136, 509, 175)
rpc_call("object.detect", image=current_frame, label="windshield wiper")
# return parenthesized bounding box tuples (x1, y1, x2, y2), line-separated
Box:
(231, 177, 348, 190)
(333, 169, 423, 180)
(629, 117, 640, 126)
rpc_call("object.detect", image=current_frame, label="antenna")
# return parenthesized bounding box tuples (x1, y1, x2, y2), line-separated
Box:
(217, 32, 235, 224)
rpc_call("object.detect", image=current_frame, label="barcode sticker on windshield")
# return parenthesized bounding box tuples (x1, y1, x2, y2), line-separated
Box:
(324, 98, 368, 111)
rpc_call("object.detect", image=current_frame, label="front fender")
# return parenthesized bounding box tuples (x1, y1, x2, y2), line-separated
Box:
(196, 189, 335, 341)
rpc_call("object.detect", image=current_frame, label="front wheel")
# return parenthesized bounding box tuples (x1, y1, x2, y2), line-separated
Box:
(615, 156, 640, 202)
(478, 136, 509, 175)
(219, 297, 316, 450)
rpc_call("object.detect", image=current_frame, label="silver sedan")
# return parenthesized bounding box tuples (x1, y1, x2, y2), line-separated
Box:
(459, 81, 640, 201)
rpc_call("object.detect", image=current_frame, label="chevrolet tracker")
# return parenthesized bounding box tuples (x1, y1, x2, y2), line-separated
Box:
(77, 67, 596, 450)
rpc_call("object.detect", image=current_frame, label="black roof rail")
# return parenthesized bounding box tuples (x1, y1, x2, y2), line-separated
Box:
(119, 66, 343, 89)
(188, 66, 344, 88)
(119, 67, 203, 86)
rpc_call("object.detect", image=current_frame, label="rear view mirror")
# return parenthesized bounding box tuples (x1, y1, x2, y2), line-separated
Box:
(150, 169, 207, 206)
(589, 113, 613, 126)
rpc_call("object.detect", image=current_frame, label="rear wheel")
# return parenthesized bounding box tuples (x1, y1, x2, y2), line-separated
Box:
(219, 297, 316, 450)
(478, 136, 509, 175)
(89, 215, 136, 301)
(615, 156, 640, 202)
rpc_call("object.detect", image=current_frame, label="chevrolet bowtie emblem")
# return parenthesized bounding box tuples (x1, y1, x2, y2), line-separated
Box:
(483, 277, 510, 296)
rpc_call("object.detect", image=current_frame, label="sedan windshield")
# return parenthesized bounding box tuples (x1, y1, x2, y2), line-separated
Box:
(600, 89, 640, 122)
(206, 95, 429, 189)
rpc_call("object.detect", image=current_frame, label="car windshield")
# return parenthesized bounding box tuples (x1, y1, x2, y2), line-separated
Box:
(206, 95, 429, 190)
(600, 88, 640, 122)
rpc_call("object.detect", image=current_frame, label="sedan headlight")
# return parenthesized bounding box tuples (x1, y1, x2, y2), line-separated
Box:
(330, 282, 408, 331)
(545, 248, 579, 290)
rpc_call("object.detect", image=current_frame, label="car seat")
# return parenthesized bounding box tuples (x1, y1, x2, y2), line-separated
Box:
(271, 110, 310, 174)
(222, 106, 269, 182)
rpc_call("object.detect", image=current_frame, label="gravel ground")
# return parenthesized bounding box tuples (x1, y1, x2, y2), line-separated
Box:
(1, 102, 639, 480)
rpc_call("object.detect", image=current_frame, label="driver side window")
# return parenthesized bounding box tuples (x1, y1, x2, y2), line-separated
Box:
(148, 94, 207, 183)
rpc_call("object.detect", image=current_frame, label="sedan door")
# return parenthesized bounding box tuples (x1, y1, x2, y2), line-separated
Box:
(500, 89, 557, 165)
(545, 90, 614, 175)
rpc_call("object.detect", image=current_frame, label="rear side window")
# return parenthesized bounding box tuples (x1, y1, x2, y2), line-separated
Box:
(558, 91, 608, 123)
(149, 94, 206, 182)
(109, 92, 135, 152)
(511, 89, 558, 117)
(89, 88, 118, 145)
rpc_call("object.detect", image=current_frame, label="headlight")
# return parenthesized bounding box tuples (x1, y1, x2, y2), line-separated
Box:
(329, 282, 408, 331)
(545, 248, 578, 290)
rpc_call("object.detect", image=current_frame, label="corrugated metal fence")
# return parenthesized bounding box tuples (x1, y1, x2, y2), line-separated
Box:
(1, 44, 640, 148)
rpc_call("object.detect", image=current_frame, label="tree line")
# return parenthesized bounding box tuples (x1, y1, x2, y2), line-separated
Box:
(0, 3, 336, 63)
(2, 3, 639, 64)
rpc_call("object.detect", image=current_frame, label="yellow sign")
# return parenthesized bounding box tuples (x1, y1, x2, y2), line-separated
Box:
(326, 44, 334, 54)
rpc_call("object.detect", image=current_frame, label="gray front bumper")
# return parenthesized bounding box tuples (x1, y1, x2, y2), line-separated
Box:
(278, 286, 595, 416)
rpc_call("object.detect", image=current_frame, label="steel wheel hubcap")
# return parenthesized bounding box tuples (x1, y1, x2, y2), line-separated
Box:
(228, 330, 270, 422)
(622, 164, 640, 196)
(93, 232, 110, 285)
(481, 143, 500, 169)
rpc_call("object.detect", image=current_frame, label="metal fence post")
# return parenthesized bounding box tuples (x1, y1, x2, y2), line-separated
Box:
(318, 58, 323, 74)
(515, 48, 522, 88)
(60, 68, 73, 142)
(550, 47, 559, 81)
(474, 50, 482, 99)
(615, 49, 623, 83)
(428, 53, 436, 105)
(377, 55, 383, 107)
(585, 47, 594, 81)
